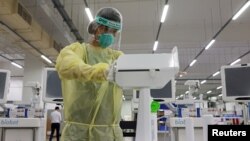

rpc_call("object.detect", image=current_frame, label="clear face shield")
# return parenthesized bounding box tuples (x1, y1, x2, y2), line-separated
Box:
(95, 16, 122, 50)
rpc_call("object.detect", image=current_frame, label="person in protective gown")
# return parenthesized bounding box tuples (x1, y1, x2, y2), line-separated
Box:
(55, 7, 124, 141)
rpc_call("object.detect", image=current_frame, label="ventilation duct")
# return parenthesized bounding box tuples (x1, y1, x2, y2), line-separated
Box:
(19, 0, 76, 46)
(17, 3, 31, 25)
(0, 0, 60, 63)
(0, 0, 30, 29)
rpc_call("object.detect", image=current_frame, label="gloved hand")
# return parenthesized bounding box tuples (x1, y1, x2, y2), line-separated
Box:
(106, 61, 117, 82)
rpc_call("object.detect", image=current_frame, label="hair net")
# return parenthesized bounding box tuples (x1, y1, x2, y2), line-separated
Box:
(88, 7, 122, 34)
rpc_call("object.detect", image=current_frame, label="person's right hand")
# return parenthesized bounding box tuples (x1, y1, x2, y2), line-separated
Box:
(106, 61, 117, 82)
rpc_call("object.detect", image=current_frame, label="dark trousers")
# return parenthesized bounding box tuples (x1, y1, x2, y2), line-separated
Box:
(49, 123, 60, 141)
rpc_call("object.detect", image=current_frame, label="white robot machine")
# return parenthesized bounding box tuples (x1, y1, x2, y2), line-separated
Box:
(114, 47, 179, 141)
(184, 80, 200, 99)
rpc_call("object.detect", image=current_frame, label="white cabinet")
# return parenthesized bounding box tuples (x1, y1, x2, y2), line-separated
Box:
(4, 129, 34, 141)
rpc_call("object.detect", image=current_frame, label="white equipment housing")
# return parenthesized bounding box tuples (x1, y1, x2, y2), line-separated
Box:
(115, 47, 179, 89)
(115, 47, 179, 141)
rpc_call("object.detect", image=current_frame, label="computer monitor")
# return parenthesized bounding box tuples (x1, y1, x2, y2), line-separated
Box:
(221, 64, 250, 101)
(150, 78, 175, 102)
(42, 68, 63, 103)
(0, 69, 10, 104)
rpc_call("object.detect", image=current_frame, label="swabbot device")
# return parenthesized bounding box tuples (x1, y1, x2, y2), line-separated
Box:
(114, 47, 179, 141)
(115, 47, 179, 89)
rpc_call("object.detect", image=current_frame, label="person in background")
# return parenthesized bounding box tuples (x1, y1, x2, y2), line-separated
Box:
(49, 106, 62, 141)
(56, 7, 124, 141)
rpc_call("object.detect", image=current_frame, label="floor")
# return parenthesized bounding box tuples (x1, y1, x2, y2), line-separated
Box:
(46, 137, 134, 141)
(46, 136, 59, 141)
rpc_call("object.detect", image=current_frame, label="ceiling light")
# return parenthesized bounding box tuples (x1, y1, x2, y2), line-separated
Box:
(11, 62, 23, 69)
(217, 86, 222, 89)
(160, 4, 169, 23)
(219, 94, 223, 97)
(85, 8, 94, 22)
(153, 41, 159, 51)
(185, 91, 189, 94)
(230, 58, 241, 66)
(205, 39, 215, 50)
(180, 94, 184, 97)
(189, 59, 197, 67)
(193, 97, 196, 100)
(201, 80, 207, 84)
(122, 95, 126, 101)
(232, 1, 250, 20)
(41, 55, 52, 64)
(212, 71, 220, 77)
(207, 90, 212, 94)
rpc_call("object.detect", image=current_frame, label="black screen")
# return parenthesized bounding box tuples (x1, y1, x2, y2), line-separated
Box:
(46, 70, 62, 99)
(0, 72, 7, 99)
(150, 80, 172, 98)
(225, 67, 250, 97)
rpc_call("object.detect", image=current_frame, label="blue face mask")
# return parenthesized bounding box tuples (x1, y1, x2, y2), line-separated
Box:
(98, 33, 114, 48)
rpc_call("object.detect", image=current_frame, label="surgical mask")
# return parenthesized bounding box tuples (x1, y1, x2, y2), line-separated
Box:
(98, 33, 115, 48)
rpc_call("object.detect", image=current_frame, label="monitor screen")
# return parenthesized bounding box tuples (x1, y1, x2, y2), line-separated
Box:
(150, 79, 175, 102)
(43, 68, 63, 103)
(248, 102, 250, 122)
(0, 69, 10, 104)
(221, 64, 250, 101)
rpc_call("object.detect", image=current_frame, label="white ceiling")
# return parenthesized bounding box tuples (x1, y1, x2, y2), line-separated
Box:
(1, 0, 250, 99)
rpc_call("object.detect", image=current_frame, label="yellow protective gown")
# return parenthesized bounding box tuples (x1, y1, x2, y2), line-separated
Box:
(55, 42, 124, 141)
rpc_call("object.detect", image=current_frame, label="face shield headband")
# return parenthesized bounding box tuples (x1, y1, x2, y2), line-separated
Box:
(95, 16, 121, 31)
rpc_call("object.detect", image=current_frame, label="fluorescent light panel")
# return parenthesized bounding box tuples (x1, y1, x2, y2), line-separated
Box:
(11, 62, 23, 69)
(219, 94, 223, 97)
(153, 41, 159, 51)
(185, 91, 189, 94)
(207, 90, 212, 94)
(232, 1, 250, 20)
(201, 80, 207, 84)
(189, 59, 197, 67)
(85, 8, 94, 22)
(160, 5, 169, 23)
(212, 71, 220, 77)
(230, 58, 241, 66)
(217, 86, 222, 89)
(41, 55, 52, 64)
(205, 39, 215, 50)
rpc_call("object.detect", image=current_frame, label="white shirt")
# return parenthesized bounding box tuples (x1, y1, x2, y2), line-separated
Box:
(50, 110, 62, 123)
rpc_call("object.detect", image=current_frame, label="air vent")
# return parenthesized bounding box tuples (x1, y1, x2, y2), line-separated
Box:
(17, 3, 32, 25)
(53, 40, 63, 52)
